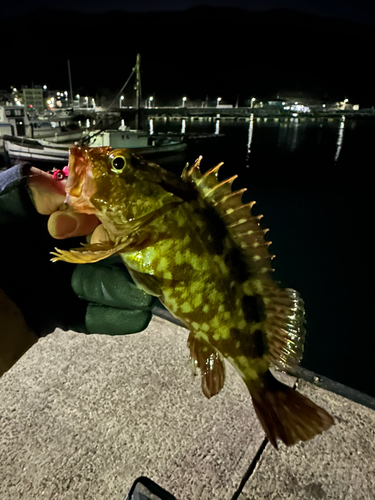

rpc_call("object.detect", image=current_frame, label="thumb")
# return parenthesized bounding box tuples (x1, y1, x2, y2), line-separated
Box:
(48, 211, 101, 239)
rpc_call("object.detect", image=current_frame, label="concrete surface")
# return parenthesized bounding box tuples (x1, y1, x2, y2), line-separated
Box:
(239, 379, 375, 500)
(0, 317, 264, 500)
(0, 316, 374, 500)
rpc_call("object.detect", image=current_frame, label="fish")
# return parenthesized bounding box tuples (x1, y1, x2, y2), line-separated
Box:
(52, 145, 334, 448)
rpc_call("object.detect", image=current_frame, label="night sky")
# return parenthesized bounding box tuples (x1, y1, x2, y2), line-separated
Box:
(2, 1, 375, 105)
(3, 0, 375, 25)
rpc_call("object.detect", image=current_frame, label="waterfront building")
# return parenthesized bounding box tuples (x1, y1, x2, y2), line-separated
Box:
(22, 87, 44, 112)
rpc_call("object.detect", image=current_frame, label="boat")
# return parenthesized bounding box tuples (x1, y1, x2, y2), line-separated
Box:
(87, 127, 187, 157)
(3, 127, 186, 168)
(3, 135, 70, 165)
(0, 104, 87, 146)
(2, 55, 186, 167)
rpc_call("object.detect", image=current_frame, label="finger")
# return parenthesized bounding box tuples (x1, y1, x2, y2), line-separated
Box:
(48, 211, 101, 239)
(27, 167, 67, 215)
(71, 264, 156, 310)
(85, 305, 152, 335)
(90, 224, 110, 244)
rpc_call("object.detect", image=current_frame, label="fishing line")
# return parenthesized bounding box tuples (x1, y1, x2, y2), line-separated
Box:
(80, 67, 136, 146)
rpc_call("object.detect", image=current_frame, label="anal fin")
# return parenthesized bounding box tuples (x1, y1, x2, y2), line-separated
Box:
(187, 332, 226, 398)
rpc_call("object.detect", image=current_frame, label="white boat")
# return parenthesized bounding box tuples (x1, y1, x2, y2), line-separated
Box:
(3, 135, 69, 165)
(87, 127, 187, 157)
(3, 127, 186, 168)
(0, 104, 86, 147)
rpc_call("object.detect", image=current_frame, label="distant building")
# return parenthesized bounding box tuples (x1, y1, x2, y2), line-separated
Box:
(335, 101, 360, 111)
(266, 100, 285, 109)
(22, 87, 44, 112)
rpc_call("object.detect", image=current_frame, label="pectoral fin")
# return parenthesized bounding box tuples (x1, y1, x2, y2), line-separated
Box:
(51, 240, 132, 264)
(187, 332, 226, 398)
(127, 268, 164, 297)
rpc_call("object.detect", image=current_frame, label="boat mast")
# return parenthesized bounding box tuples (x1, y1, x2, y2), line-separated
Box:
(134, 53, 142, 129)
(67, 59, 74, 108)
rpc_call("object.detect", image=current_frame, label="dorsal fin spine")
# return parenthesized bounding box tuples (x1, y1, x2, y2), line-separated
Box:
(212, 188, 248, 206)
(201, 162, 224, 179)
(204, 175, 238, 195)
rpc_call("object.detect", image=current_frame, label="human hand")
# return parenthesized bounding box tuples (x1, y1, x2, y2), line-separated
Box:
(27, 166, 156, 336)
(27, 166, 101, 240)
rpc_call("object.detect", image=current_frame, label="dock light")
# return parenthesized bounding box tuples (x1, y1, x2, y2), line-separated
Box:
(250, 97, 255, 108)
(216, 97, 222, 107)
(85, 96, 88, 108)
(344, 98, 348, 103)
(182, 96, 187, 107)
(120, 95, 124, 108)
(43, 85, 47, 90)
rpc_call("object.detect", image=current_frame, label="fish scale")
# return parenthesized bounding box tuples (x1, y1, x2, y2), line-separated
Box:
(52, 146, 334, 448)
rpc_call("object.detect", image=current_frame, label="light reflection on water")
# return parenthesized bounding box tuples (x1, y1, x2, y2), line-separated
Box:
(246, 113, 254, 166)
(334, 117, 345, 162)
(181, 119, 186, 134)
(148, 114, 372, 183)
(214, 115, 220, 135)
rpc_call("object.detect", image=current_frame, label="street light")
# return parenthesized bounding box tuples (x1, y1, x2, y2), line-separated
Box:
(85, 96, 88, 108)
(182, 96, 187, 107)
(120, 95, 124, 108)
(250, 97, 255, 108)
(216, 97, 222, 107)
(148, 96, 154, 108)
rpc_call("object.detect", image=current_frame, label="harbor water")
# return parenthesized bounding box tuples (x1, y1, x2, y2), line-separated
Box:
(151, 114, 374, 399)
(1, 115, 373, 399)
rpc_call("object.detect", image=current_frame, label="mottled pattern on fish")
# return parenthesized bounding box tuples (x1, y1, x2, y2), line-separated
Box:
(53, 146, 334, 448)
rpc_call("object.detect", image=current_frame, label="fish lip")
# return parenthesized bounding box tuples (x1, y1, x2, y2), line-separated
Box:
(65, 145, 98, 214)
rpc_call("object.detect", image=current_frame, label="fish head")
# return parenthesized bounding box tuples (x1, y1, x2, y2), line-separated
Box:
(66, 145, 184, 224)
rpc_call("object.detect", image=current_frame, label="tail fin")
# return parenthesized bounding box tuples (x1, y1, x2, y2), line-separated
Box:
(249, 370, 334, 448)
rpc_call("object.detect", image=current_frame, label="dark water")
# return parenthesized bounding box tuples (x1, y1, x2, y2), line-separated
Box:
(151, 115, 374, 398)
(1, 116, 374, 397)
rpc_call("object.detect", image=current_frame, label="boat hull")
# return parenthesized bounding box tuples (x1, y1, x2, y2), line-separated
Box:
(3, 135, 187, 168)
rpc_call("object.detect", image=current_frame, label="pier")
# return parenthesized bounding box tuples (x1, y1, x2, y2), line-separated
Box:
(119, 106, 375, 123)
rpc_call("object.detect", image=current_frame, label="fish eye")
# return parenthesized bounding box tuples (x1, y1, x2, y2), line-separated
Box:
(111, 156, 126, 174)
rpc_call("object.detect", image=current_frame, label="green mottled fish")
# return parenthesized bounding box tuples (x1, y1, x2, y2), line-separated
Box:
(53, 145, 334, 448)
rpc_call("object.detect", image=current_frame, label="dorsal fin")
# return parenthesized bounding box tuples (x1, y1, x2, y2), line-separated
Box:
(182, 158, 306, 374)
(182, 157, 274, 277)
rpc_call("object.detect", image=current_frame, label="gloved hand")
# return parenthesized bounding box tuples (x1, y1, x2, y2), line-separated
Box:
(70, 257, 156, 335)
(0, 165, 156, 340)
(28, 165, 157, 335)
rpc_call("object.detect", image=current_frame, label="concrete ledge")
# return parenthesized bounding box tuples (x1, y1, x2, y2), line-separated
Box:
(0, 317, 264, 499)
(2, 316, 374, 499)
(239, 379, 375, 500)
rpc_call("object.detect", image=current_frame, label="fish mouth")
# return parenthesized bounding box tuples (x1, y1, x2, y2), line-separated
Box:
(65, 145, 99, 214)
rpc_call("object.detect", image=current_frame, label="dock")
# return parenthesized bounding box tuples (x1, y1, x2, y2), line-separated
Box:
(120, 106, 375, 121)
